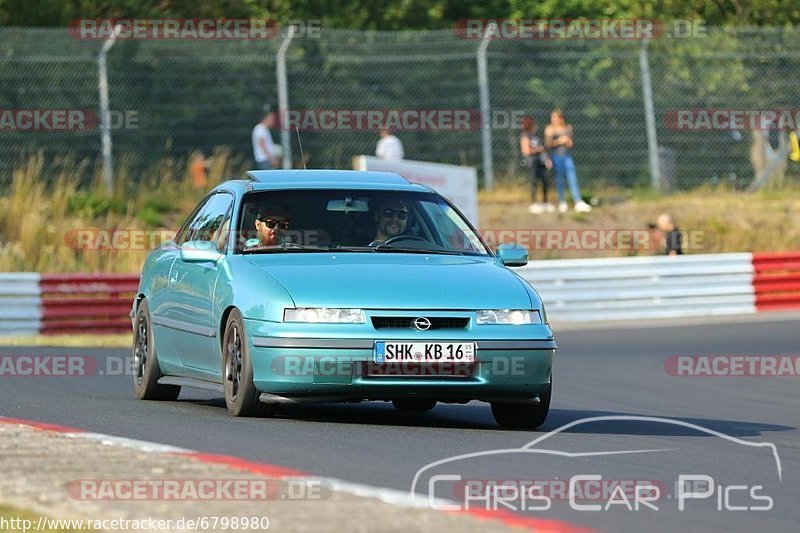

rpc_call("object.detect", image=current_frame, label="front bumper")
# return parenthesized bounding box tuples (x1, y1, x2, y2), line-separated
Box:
(243, 317, 555, 402)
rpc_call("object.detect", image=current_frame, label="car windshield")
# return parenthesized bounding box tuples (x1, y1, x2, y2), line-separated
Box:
(236, 189, 489, 256)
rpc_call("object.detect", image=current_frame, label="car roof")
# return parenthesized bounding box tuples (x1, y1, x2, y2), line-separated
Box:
(216, 170, 433, 193)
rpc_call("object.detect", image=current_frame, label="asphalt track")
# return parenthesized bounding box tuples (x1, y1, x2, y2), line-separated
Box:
(1, 317, 798, 532)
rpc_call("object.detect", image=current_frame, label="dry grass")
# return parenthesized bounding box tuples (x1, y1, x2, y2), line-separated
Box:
(479, 183, 800, 259)
(1, 157, 799, 271)
(0, 151, 239, 273)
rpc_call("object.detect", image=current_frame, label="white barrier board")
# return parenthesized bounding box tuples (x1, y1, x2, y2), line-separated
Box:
(353, 155, 479, 227)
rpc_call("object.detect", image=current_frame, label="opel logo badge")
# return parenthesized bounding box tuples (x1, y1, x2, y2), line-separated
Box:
(413, 317, 432, 331)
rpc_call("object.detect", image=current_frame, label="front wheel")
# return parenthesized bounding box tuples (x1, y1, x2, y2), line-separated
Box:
(491, 383, 551, 430)
(132, 299, 181, 401)
(222, 309, 274, 417)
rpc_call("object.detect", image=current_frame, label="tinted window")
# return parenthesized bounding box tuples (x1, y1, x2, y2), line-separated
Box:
(174, 196, 211, 246)
(236, 189, 488, 255)
(190, 193, 234, 245)
(175, 193, 234, 248)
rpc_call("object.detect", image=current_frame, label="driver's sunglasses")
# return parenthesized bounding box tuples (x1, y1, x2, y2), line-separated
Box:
(382, 208, 408, 221)
(260, 218, 289, 230)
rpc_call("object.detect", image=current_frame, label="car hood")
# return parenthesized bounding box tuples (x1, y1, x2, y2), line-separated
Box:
(243, 253, 532, 310)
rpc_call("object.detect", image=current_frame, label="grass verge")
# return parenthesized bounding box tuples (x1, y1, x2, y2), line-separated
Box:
(0, 334, 131, 348)
(479, 183, 800, 258)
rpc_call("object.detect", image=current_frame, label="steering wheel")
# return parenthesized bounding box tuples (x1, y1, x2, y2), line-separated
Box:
(383, 235, 428, 245)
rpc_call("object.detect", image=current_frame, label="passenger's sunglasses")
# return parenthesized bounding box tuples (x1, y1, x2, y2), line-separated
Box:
(382, 209, 408, 221)
(259, 218, 289, 230)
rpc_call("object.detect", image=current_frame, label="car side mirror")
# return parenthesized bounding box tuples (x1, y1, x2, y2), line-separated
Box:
(180, 240, 223, 264)
(496, 244, 528, 267)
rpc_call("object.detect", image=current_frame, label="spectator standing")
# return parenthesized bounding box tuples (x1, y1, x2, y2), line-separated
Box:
(656, 213, 683, 255)
(376, 128, 404, 160)
(520, 116, 553, 214)
(252, 104, 279, 170)
(189, 151, 208, 190)
(544, 109, 592, 213)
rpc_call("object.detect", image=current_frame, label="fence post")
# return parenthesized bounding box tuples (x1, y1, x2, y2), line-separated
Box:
(477, 23, 496, 190)
(276, 26, 296, 169)
(639, 37, 661, 192)
(97, 24, 121, 196)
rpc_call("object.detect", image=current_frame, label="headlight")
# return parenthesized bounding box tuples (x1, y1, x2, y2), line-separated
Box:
(476, 310, 541, 325)
(284, 308, 365, 323)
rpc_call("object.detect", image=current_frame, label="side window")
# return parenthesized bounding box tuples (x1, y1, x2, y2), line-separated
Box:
(175, 197, 211, 246)
(420, 200, 482, 252)
(191, 193, 234, 245)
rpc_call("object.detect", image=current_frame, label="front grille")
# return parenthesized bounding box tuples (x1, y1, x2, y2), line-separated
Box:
(371, 316, 470, 330)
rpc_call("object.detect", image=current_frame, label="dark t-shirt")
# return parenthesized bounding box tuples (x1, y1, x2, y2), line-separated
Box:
(524, 133, 548, 165)
(665, 228, 683, 255)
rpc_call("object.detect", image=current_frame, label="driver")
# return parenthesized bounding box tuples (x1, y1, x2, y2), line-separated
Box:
(244, 204, 291, 248)
(372, 198, 409, 244)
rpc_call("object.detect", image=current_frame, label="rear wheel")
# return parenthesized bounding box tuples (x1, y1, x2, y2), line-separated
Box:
(491, 383, 551, 430)
(132, 299, 181, 401)
(222, 309, 274, 417)
(392, 399, 437, 412)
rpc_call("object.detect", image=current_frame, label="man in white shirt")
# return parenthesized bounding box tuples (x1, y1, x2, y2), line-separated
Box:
(252, 105, 278, 169)
(376, 128, 404, 160)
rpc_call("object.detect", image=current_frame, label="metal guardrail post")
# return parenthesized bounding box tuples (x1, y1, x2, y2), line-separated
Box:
(477, 23, 496, 190)
(98, 24, 121, 196)
(276, 25, 297, 169)
(639, 37, 661, 193)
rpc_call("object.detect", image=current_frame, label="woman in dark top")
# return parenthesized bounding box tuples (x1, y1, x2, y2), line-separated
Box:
(520, 116, 553, 214)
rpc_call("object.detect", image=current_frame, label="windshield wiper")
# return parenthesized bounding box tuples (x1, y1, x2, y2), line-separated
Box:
(365, 243, 462, 255)
(242, 243, 332, 254)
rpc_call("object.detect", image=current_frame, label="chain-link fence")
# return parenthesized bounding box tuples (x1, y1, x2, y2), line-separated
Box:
(1, 26, 799, 190)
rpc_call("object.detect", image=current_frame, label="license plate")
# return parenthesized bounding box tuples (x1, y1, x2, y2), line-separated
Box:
(374, 342, 475, 363)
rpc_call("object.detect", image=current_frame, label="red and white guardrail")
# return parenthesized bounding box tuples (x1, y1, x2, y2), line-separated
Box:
(0, 274, 137, 335)
(752, 252, 800, 311)
(0, 252, 799, 335)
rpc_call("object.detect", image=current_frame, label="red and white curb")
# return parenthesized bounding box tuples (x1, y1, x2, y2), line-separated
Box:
(0, 416, 592, 533)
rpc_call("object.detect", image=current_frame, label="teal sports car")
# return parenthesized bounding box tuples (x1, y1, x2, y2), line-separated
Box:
(132, 170, 555, 429)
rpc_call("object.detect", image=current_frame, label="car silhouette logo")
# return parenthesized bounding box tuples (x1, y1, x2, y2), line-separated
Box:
(413, 317, 432, 331)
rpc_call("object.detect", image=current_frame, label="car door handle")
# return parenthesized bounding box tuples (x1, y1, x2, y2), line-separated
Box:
(169, 272, 178, 284)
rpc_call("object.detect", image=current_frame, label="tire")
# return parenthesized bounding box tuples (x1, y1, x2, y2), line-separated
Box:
(392, 399, 437, 412)
(222, 309, 275, 417)
(132, 299, 181, 401)
(491, 383, 551, 430)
